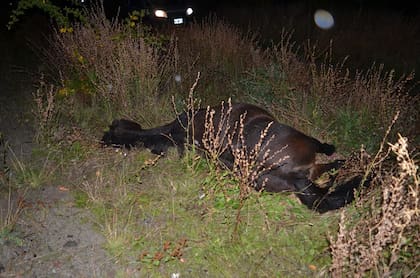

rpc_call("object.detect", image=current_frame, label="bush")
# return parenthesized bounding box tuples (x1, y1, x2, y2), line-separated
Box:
(46, 3, 175, 126)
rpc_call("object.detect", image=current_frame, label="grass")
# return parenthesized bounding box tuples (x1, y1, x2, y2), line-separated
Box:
(4, 3, 419, 277)
(69, 147, 339, 277)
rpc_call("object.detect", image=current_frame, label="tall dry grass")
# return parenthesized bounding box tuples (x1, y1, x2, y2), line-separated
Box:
(46, 4, 175, 124)
(308, 46, 416, 133)
(240, 29, 419, 151)
(174, 16, 263, 104)
(329, 134, 419, 276)
(32, 77, 58, 143)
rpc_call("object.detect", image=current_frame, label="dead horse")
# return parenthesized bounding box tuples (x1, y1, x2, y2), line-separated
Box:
(102, 103, 362, 213)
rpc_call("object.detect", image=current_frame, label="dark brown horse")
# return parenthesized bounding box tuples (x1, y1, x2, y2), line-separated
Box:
(102, 103, 363, 212)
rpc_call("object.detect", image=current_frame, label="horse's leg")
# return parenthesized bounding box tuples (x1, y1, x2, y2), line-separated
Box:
(294, 173, 364, 213)
(255, 172, 297, 192)
(258, 169, 353, 212)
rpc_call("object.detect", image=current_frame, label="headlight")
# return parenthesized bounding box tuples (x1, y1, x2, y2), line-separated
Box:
(154, 9, 168, 18)
(186, 7, 193, 16)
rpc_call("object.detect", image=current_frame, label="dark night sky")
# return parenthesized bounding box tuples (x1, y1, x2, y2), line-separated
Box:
(2, 1, 420, 16)
(1, 0, 419, 76)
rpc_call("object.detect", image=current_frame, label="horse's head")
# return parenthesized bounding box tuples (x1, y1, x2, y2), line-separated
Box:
(101, 119, 143, 147)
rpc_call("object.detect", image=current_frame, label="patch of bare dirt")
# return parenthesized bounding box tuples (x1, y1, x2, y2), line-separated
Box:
(0, 186, 117, 277)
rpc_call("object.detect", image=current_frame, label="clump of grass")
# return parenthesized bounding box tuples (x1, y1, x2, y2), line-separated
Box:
(329, 134, 419, 276)
(0, 139, 50, 242)
(74, 148, 164, 260)
(7, 146, 56, 189)
(0, 139, 26, 235)
(306, 45, 418, 150)
(0, 186, 26, 236)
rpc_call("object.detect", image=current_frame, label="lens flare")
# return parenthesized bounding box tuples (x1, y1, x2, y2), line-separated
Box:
(314, 9, 334, 30)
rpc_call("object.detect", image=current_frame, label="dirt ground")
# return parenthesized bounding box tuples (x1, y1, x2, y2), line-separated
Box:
(0, 14, 119, 277)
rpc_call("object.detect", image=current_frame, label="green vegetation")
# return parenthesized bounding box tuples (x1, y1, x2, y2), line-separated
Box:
(7, 0, 86, 30)
(2, 3, 419, 277)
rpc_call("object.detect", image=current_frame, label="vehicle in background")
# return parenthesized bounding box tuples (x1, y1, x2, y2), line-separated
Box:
(127, 0, 195, 25)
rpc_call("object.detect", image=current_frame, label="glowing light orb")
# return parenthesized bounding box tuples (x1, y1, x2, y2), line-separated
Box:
(314, 9, 334, 30)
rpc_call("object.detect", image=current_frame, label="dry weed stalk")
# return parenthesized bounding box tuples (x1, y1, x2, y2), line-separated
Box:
(172, 71, 201, 151)
(202, 99, 235, 163)
(227, 113, 287, 237)
(80, 169, 105, 203)
(330, 134, 419, 277)
(0, 186, 27, 233)
(186, 72, 201, 142)
(272, 29, 299, 71)
(0, 133, 8, 185)
(200, 99, 288, 237)
(33, 79, 57, 142)
(229, 117, 280, 196)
